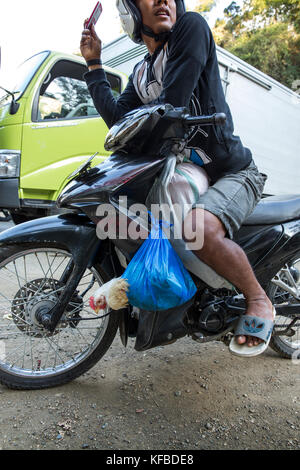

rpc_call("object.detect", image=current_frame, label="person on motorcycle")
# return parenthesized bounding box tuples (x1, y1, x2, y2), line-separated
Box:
(80, 0, 275, 356)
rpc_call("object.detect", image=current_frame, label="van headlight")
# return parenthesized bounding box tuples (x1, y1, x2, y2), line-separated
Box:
(0, 150, 20, 177)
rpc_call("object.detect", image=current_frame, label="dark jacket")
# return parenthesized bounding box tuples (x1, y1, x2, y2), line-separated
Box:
(84, 12, 252, 183)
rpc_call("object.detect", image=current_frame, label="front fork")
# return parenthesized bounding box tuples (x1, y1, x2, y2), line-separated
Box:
(35, 259, 86, 332)
(35, 230, 102, 332)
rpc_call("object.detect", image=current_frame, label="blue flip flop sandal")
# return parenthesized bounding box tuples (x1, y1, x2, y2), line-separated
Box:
(229, 307, 276, 357)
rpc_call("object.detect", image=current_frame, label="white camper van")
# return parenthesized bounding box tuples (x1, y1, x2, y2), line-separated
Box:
(102, 35, 300, 196)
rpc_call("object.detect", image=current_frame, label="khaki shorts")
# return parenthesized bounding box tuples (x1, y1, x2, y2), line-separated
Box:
(192, 159, 268, 239)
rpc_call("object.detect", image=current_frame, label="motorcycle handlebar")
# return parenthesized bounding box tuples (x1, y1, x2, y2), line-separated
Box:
(183, 113, 227, 126)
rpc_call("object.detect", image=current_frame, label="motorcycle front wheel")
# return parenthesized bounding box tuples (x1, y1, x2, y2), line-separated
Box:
(0, 244, 119, 389)
(267, 253, 300, 360)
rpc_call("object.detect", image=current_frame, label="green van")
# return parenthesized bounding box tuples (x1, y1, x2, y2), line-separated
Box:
(0, 50, 126, 224)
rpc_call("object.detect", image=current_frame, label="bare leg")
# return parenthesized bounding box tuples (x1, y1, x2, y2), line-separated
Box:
(183, 208, 273, 346)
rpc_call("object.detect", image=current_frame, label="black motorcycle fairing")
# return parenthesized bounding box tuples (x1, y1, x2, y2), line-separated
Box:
(58, 152, 166, 211)
(252, 219, 300, 287)
(104, 105, 191, 155)
(233, 219, 300, 287)
(0, 213, 101, 268)
(85, 155, 166, 226)
(56, 153, 167, 265)
(283, 218, 300, 240)
(233, 223, 284, 267)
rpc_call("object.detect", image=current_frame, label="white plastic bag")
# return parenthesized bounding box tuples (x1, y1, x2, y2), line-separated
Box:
(146, 155, 209, 237)
(169, 161, 210, 206)
(146, 155, 232, 290)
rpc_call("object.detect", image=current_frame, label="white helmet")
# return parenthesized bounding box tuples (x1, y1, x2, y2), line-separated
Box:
(116, 0, 186, 44)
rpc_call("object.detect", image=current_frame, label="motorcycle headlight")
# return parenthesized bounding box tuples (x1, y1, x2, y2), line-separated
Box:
(0, 150, 21, 177)
(104, 104, 174, 153)
(104, 114, 149, 152)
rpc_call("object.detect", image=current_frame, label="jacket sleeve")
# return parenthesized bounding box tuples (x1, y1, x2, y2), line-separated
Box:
(151, 12, 214, 108)
(84, 68, 142, 128)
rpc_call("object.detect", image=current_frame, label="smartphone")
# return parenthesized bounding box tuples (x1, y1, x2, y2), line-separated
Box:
(85, 2, 103, 29)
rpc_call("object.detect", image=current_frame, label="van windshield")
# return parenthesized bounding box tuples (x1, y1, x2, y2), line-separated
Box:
(0, 51, 50, 101)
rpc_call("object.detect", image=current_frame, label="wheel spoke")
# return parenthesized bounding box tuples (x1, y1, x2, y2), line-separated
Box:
(0, 247, 110, 381)
(272, 257, 300, 350)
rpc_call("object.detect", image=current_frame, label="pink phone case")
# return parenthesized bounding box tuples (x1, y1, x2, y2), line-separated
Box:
(85, 2, 103, 29)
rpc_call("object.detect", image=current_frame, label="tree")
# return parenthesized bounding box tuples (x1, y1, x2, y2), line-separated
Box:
(229, 23, 300, 88)
(208, 0, 300, 89)
(220, 0, 300, 33)
(193, 0, 216, 19)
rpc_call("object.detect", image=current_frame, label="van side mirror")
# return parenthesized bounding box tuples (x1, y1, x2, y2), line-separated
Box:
(9, 98, 20, 115)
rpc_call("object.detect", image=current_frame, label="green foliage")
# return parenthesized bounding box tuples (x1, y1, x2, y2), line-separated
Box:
(209, 0, 300, 88)
(193, 0, 216, 19)
(229, 23, 299, 88)
(222, 0, 300, 33)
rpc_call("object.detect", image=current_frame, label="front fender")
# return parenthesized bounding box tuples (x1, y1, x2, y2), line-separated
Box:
(0, 212, 100, 267)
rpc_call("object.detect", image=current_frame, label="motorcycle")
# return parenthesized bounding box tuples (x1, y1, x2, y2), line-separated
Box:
(0, 104, 299, 390)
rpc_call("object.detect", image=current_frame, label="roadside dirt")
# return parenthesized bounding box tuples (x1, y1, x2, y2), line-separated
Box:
(0, 220, 299, 451)
(0, 335, 299, 450)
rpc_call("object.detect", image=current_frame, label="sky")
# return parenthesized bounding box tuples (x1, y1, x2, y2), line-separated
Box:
(0, 0, 231, 87)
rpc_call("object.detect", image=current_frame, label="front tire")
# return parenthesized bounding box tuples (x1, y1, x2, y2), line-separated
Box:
(0, 244, 119, 389)
(266, 254, 300, 359)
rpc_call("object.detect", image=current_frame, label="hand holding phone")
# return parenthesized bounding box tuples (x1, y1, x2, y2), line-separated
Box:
(80, 2, 102, 63)
(84, 2, 103, 30)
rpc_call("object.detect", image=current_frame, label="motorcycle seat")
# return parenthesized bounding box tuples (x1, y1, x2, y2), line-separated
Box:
(244, 194, 300, 225)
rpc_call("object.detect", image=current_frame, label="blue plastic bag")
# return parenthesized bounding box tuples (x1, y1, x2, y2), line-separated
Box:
(121, 215, 197, 311)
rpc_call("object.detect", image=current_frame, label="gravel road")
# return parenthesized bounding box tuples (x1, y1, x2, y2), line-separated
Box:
(0, 220, 299, 451)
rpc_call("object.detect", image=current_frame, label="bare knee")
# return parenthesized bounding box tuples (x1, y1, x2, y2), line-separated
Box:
(183, 209, 226, 252)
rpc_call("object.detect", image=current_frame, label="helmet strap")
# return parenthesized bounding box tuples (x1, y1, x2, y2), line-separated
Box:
(141, 24, 171, 43)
